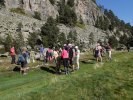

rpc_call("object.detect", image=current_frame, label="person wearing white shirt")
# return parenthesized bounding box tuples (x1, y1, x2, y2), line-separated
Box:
(74, 46, 80, 70)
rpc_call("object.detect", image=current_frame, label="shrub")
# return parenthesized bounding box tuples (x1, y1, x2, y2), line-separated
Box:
(3, 34, 13, 52)
(28, 32, 38, 49)
(59, 5, 77, 26)
(33, 11, 41, 20)
(67, 31, 77, 43)
(10, 8, 25, 15)
(49, 0, 55, 5)
(67, 0, 74, 7)
(57, 32, 67, 46)
(108, 36, 119, 48)
(0, 0, 4, 6)
(76, 22, 85, 29)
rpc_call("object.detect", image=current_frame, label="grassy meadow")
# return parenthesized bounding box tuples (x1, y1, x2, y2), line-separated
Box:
(0, 51, 133, 100)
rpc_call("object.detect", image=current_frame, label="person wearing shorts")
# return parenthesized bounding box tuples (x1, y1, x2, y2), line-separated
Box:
(73, 46, 80, 70)
(94, 43, 102, 62)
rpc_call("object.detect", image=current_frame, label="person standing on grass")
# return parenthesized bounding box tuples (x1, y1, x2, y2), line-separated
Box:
(127, 44, 130, 52)
(68, 44, 75, 71)
(39, 44, 44, 60)
(94, 43, 102, 62)
(20, 47, 29, 75)
(30, 50, 35, 63)
(46, 46, 53, 63)
(53, 48, 59, 64)
(73, 46, 80, 70)
(10, 46, 16, 64)
(105, 43, 112, 61)
(61, 47, 69, 75)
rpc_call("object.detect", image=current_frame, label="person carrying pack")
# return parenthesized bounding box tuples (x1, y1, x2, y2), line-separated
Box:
(20, 47, 29, 75)
(18, 54, 25, 64)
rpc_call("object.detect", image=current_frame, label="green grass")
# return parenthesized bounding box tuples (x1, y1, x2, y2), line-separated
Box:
(0, 52, 133, 100)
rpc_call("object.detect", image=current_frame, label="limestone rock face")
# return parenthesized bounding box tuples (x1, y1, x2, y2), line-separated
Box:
(0, 0, 124, 48)
(0, 9, 44, 40)
(58, 24, 107, 48)
(4, 0, 102, 23)
(74, 0, 103, 25)
(4, 0, 59, 21)
(4, 0, 21, 9)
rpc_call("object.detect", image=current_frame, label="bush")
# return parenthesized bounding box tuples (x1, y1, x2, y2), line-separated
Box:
(28, 32, 38, 48)
(33, 11, 41, 20)
(57, 32, 67, 46)
(49, 0, 55, 5)
(95, 16, 110, 31)
(67, 0, 75, 7)
(67, 31, 77, 43)
(92, 0, 96, 4)
(76, 22, 85, 29)
(59, 5, 77, 26)
(3, 34, 13, 52)
(108, 36, 119, 48)
(14, 32, 25, 50)
(0, 0, 4, 6)
(10, 8, 25, 15)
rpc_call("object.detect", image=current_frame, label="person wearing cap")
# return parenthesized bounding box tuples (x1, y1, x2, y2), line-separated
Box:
(94, 43, 102, 62)
(105, 43, 112, 61)
(73, 46, 80, 70)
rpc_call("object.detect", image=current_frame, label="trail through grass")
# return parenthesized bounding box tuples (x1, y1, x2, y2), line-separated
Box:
(0, 52, 133, 100)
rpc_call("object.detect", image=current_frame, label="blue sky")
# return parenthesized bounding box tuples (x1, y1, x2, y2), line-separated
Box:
(96, 0, 133, 26)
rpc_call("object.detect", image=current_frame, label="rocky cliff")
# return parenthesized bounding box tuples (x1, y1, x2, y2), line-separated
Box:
(4, 0, 58, 21)
(4, 0, 102, 24)
(0, 0, 114, 48)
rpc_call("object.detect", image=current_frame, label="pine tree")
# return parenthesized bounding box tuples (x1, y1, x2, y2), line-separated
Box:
(58, 32, 66, 46)
(41, 17, 59, 47)
(0, 0, 4, 6)
(28, 32, 38, 49)
(67, 0, 74, 7)
(4, 34, 13, 51)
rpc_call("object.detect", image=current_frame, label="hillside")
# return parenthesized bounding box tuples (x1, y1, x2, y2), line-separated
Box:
(0, 0, 133, 49)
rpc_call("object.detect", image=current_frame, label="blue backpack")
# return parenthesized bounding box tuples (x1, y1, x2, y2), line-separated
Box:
(18, 54, 25, 62)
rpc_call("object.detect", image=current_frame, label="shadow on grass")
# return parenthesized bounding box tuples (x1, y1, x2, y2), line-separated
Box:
(81, 60, 95, 64)
(40, 66, 56, 74)
(13, 66, 20, 72)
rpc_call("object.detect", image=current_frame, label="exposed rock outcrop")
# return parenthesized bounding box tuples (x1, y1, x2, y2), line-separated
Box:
(4, 0, 59, 21)
(74, 0, 103, 25)
(0, 0, 127, 49)
(0, 8, 44, 40)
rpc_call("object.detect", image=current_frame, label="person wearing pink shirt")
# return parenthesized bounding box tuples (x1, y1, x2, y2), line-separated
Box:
(61, 47, 69, 75)
(10, 46, 16, 64)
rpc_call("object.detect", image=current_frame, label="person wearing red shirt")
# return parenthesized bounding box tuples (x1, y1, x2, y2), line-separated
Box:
(10, 46, 16, 64)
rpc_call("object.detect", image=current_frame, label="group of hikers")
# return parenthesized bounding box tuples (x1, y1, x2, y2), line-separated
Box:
(9, 42, 112, 75)
(10, 43, 80, 75)
(94, 43, 112, 62)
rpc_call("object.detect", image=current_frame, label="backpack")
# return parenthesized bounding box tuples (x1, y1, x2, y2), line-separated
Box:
(18, 54, 25, 62)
